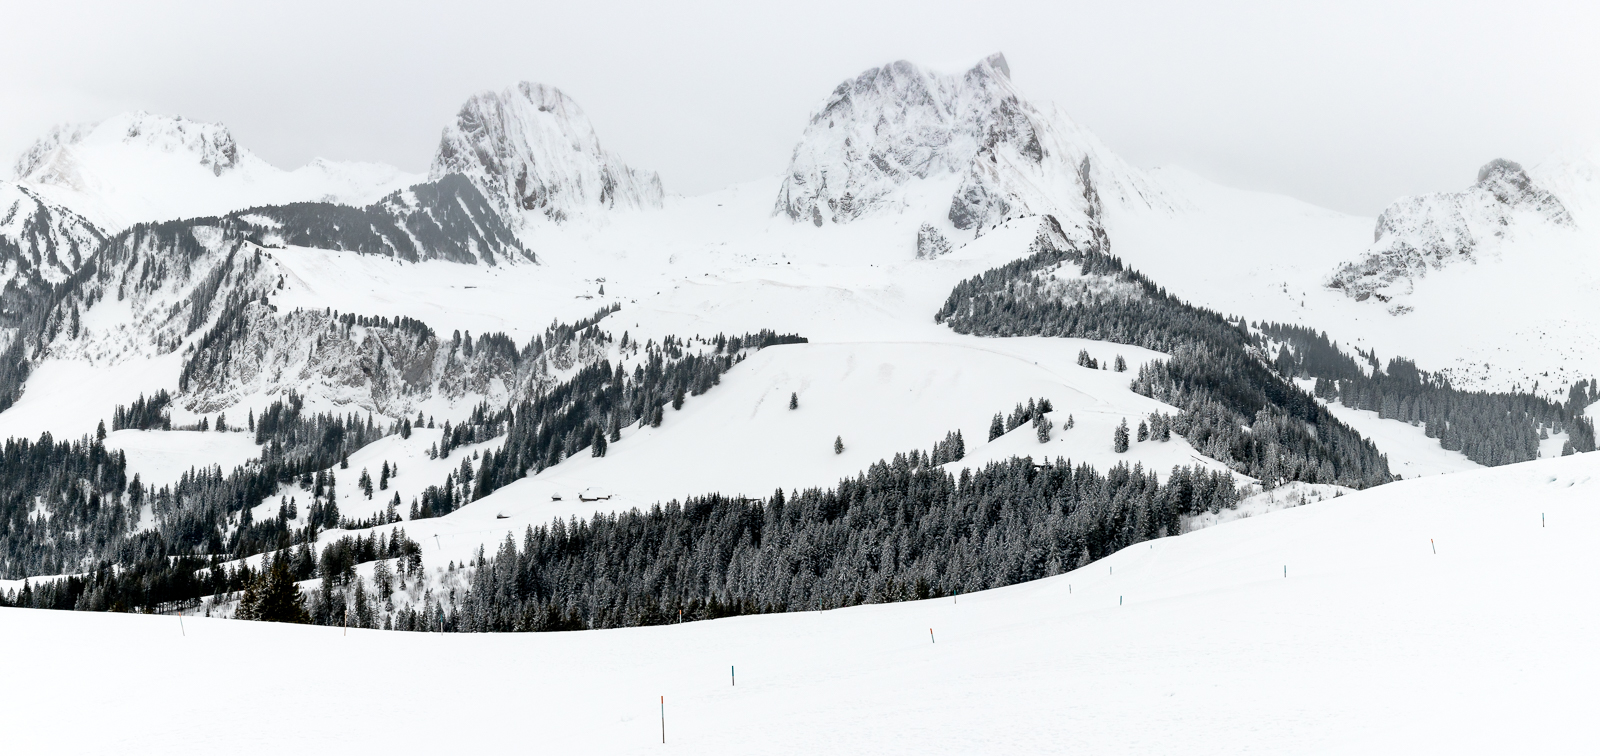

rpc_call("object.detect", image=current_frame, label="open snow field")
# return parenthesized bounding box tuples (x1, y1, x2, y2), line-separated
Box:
(104, 428, 262, 486)
(8, 450, 1598, 755)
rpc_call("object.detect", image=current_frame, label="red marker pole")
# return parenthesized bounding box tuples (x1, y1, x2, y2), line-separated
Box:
(929, 628, 935, 644)
(1431, 539, 1436, 555)
(660, 695, 666, 744)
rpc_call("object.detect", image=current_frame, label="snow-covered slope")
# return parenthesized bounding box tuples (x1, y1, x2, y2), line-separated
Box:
(13, 111, 420, 230)
(0, 181, 105, 292)
(775, 53, 1166, 247)
(320, 336, 1223, 535)
(8, 449, 1599, 754)
(0, 172, 530, 430)
(235, 173, 532, 265)
(430, 82, 664, 223)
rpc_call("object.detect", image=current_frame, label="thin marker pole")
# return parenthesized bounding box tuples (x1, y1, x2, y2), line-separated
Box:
(660, 696, 666, 744)
(178, 607, 185, 636)
(1542, 513, 1545, 527)
(731, 665, 735, 686)
(929, 628, 935, 644)
(1119, 595, 1123, 606)
(1431, 539, 1436, 555)
(1283, 565, 1287, 578)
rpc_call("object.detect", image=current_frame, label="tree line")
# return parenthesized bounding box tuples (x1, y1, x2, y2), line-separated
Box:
(428, 453, 1237, 632)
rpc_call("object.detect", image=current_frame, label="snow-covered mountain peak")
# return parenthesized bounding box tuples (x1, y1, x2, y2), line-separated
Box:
(1473, 158, 1572, 225)
(775, 52, 1164, 243)
(9, 111, 421, 231)
(13, 111, 243, 184)
(1328, 157, 1578, 305)
(429, 81, 664, 223)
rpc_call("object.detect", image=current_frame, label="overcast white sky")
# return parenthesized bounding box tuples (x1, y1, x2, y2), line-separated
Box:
(2, 0, 1596, 215)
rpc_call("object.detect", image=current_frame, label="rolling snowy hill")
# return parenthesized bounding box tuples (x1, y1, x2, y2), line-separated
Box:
(6, 448, 1597, 754)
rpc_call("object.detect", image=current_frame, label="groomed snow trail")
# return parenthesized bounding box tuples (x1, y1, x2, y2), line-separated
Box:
(6, 451, 1597, 755)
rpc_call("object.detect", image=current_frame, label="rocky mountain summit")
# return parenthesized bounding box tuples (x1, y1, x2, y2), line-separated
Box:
(774, 53, 1163, 244)
(1328, 158, 1575, 306)
(430, 82, 664, 223)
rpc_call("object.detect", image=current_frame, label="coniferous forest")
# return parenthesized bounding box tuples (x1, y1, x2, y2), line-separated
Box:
(1258, 322, 1596, 465)
(937, 218, 1392, 488)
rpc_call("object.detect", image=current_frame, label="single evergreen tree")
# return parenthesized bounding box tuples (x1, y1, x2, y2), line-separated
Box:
(834, 436, 844, 455)
(1138, 420, 1149, 442)
(1113, 419, 1130, 453)
(1114, 355, 1127, 372)
(789, 392, 799, 410)
(989, 413, 1005, 441)
(379, 462, 389, 490)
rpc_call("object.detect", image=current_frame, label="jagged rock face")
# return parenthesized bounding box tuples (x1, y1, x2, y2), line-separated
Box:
(234, 174, 532, 264)
(775, 53, 1161, 241)
(1329, 159, 1575, 305)
(430, 82, 664, 222)
(178, 305, 604, 416)
(11, 112, 419, 230)
(916, 223, 952, 259)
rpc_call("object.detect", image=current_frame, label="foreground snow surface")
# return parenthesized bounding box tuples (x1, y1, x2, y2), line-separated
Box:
(8, 452, 1599, 755)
